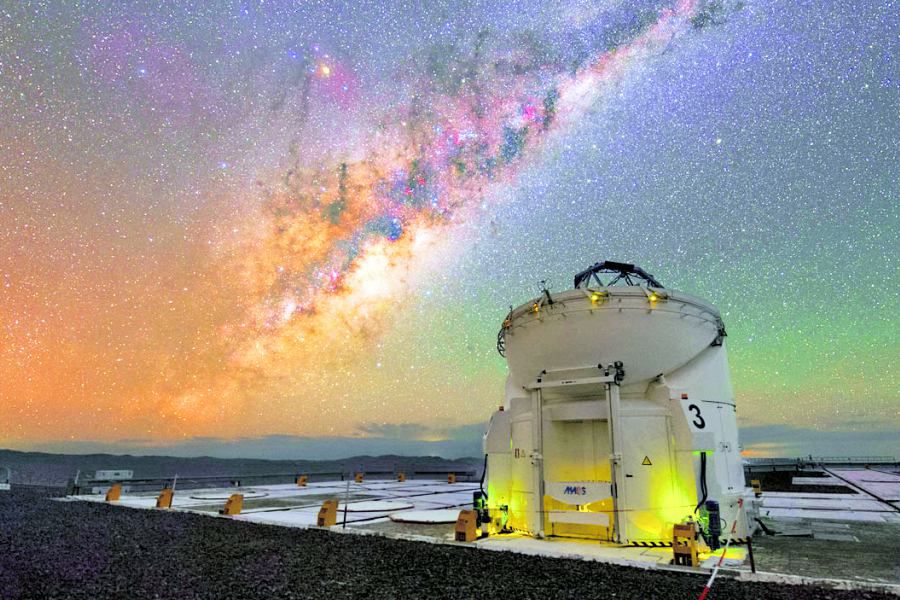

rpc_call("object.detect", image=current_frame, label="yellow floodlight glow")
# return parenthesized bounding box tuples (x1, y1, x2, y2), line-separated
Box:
(646, 288, 667, 305)
(588, 290, 608, 305)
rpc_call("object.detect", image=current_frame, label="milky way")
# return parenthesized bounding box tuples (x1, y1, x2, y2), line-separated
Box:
(218, 1, 705, 408)
(1, 0, 896, 456)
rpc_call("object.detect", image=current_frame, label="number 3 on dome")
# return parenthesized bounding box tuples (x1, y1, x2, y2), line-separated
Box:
(688, 404, 706, 429)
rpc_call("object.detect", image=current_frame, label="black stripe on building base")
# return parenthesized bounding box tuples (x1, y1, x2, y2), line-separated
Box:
(630, 538, 748, 548)
(721, 537, 749, 545)
(630, 541, 673, 548)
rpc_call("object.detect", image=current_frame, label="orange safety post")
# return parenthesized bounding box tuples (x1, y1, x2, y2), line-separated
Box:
(455, 510, 478, 542)
(751, 479, 762, 497)
(156, 488, 174, 509)
(105, 483, 122, 502)
(219, 494, 243, 516)
(317, 499, 338, 527)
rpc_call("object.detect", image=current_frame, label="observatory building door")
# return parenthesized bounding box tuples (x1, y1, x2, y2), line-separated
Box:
(542, 416, 613, 540)
(619, 411, 679, 542)
(530, 371, 619, 541)
(524, 369, 630, 541)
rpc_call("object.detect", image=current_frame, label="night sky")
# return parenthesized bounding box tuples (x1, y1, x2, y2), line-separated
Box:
(1, 0, 896, 458)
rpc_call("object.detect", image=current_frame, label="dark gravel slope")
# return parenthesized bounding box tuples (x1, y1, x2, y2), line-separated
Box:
(0, 488, 892, 600)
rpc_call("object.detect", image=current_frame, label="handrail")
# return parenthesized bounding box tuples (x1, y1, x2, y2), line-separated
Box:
(75, 467, 479, 493)
(744, 456, 896, 465)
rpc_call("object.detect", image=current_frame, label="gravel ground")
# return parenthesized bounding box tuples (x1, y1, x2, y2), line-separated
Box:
(0, 488, 893, 600)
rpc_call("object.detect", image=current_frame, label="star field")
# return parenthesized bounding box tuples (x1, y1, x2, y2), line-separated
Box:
(1, 0, 896, 455)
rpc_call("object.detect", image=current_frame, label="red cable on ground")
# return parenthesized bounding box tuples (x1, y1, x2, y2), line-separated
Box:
(697, 498, 743, 600)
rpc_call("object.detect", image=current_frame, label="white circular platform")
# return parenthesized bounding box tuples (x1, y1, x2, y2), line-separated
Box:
(189, 489, 268, 500)
(344, 500, 414, 512)
(389, 509, 460, 524)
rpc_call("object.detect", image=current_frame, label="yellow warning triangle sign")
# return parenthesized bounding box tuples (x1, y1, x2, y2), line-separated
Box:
(642, 456, 652, 466)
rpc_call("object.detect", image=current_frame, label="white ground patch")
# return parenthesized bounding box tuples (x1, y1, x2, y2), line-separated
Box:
(190, 489, 268, 500)
(389, 509, 461, 523)
(344, 500, 414, 512)
(791, 477, 841, 485)
(760, 508, 900, 523)
(761, 492, 859, 499)
(761, 497, 887, 512)
(758, 471, 900, 524)
(830, 469, 900, 502)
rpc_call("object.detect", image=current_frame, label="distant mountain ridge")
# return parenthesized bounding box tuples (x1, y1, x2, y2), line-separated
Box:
(0, 448, 483, 487)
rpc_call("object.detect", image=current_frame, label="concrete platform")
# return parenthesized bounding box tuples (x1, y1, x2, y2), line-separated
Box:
(830, 469, 900, 502)
(72, 480, 478, 526)
(760, 508, 900, 523)
(792, 476, 841, 486)
(390, 509, 460, 523)
(762, 496, 888, 512)
(758, 472, 900, 524)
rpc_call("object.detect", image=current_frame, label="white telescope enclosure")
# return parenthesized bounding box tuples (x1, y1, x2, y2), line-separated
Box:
(485, 261, 752, 544)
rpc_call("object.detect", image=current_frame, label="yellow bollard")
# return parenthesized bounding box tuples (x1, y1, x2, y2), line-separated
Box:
(397, 472, 406, 483)
(105, 483, 122, 502)
(447, 473, 457, 484)
(455, 509, 477, 542)
(296, 475, 308, 487)
(317, 499, 338, 527)
(672, 522, 699, 567)
(219, 494, 243, 516)
(156, 488, 174, 509)
(751, 479, 762, 497)
(354, 472, 364, 484)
